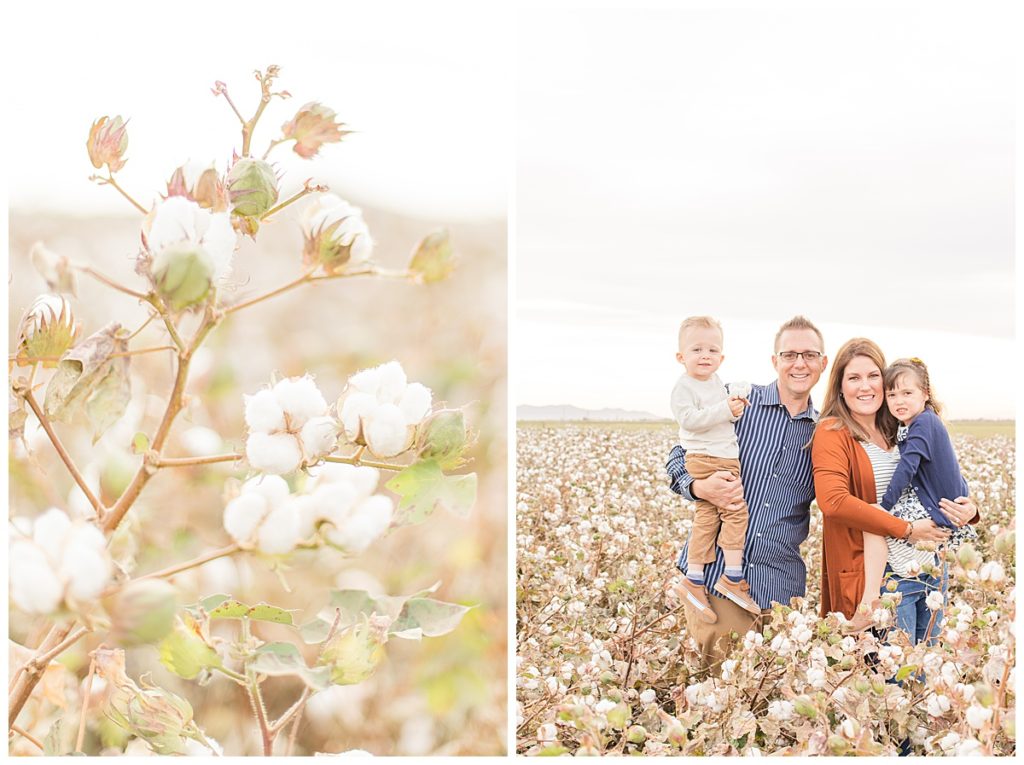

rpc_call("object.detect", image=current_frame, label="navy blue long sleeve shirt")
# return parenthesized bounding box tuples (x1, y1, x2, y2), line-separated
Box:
(879, 408, 968, 530)
(666, 381, 818, 609)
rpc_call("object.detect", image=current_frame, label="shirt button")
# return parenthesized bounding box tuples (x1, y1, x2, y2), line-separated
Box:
(756, 532, 762, 537)
(782, 447, 787, 451)
(764, 502, 769, 507)
(772, 473, 778, 478)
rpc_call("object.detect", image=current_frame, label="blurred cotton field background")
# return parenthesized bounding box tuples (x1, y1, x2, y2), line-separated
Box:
(7, 4, 508, 756)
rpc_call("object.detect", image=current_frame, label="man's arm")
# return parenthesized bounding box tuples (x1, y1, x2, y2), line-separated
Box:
(666, 445, 695, 499)
(666, 445, 744, 506)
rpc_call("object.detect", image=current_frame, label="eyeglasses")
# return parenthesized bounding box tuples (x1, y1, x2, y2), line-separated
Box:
(775, 351, 823, 363)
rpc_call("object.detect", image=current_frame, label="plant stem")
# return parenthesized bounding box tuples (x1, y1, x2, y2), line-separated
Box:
(144, 294, 187, 355)
(241, 618, 274, 756)
(9, 622, 76, 728)
(79, 265, 150, 300)
(127, 311, 160, 341)
(213, 665, 248, 684)
(104, 309, 220, 534)
(11, 723, 44, 752)
(222, 271, 316, 315)
(129, 543, 242, 585)
(154, 453, 243, 468)
(76, 657, 97, 752)
(101, 175, 148, 215)
(13, 346, 176, 365)
(260, 186, 315, 221)
(20, 388, 106, 520)
(322, 453, 406, 472)
(262, 138, 286, 160)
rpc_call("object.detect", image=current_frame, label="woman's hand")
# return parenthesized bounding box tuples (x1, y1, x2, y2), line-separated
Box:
(692, 471, 744, 510)
(938, 496, 977, 527)
(907, 519, 951, 544)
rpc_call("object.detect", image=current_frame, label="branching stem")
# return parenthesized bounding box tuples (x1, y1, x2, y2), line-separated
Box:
(322, 453, 406, 472)
(79, 265, 150, 300)
(11, 723, 44, 752)
(98, 174, 149, 215)
(20, 388, 106, 520)
(119, 543, 242, 588)
(154, 453, 242, 468)
(261, 186, 316, 221)
(76, 657, 97, 752)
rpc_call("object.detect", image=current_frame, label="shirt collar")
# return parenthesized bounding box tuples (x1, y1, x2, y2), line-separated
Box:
(762, 380, 818, 421)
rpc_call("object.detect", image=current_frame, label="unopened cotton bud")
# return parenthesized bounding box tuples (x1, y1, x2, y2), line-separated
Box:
(300, 416, 338, 457)
(223, 493, 269, 544)
(87, 115, 129, 172)
(151, 242, 214, 311)
(104, 579, 178, 646)
(993, 530, 1015, 556)
(957, 543, 980, 570)
(246, 431, 302, 474)
(792, 696, 817, 719)
(17, 294, 80, 365)
(398, 383, 432, 424)
(408, 229, 454, 284)
(244, 389, 286, 432)
(364, 404, 410, 458)
(318, 614, 389, 685)
(273, 376, 328, 427)
(227, 158, 279, 218)
(256, 504, 301, 555)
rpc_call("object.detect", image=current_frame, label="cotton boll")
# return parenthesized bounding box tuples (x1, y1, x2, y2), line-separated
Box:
(203, 213, 237, 281)
(273, 376, 327, 426)
(325, 496, 393, 554)
(146, 197, 198, 252)
(257, 504, 301, 555)
(376, 361, 408, 403)
(10, 540, 64, 614)
(309, 461, 357, 487)
(243, 474, 292, 507)
(180, 426, 224, 457)
(300, 416, 339, 458)
(339, 392, 377, 438)
(32, 507, 73, 556)
(347, 366, 382, 396)
(350, 467, 380, 497)
(293, 495, 323, 540)
(223, 493, 270, 544)
(313, 482, 360, 526)
(364, 404, 410, 457)
(244, 389, 286, 432)
(246, 432, 303, 474)
(62, 542, 112, 601)
(398, 383, 432, 424)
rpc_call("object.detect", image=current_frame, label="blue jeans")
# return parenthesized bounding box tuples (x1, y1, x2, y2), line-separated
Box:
(884, 564, 948, 645)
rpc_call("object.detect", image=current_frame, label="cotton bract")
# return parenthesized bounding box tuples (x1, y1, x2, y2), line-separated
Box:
(9, 508, 112, 614)
(338, 361, 432, 458)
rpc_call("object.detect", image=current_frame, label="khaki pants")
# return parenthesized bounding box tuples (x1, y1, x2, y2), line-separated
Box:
(682, 593, 765, 676)
(684, 453, 748, 565)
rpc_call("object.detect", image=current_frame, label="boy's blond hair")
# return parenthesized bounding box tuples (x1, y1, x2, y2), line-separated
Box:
(678, 316, 723, 350)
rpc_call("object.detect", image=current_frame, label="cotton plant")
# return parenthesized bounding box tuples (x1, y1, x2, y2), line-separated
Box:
(9, 66, 474, 757)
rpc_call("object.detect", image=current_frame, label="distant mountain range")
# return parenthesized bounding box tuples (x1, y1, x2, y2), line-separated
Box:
(517, 404, 668, 422)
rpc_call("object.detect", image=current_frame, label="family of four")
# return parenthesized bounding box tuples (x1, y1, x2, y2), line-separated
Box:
(667, 315, 978, 668)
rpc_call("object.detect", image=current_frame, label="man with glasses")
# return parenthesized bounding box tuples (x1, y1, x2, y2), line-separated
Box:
(667, 316, 828, 672)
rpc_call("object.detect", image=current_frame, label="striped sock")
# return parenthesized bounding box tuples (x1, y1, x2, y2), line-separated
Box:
(725, 566, 744, 583)
(686, 566, 704, 586)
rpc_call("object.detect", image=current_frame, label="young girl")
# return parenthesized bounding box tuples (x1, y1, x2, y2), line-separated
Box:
(844, 357, 976, 634)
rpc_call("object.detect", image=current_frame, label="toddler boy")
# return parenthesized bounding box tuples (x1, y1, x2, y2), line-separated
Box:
(670, 316, 759, 622)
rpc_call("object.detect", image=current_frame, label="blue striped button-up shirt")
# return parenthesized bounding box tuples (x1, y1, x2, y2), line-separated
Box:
(668, 380, 818, 609)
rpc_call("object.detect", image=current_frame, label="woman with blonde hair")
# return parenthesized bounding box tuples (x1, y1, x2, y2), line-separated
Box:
(809, 338, 977, 638)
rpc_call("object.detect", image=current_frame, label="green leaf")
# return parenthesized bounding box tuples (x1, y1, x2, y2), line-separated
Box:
(199, 595, 295, 625)
(159, 620, 223, 679)
(408, 229, 454, 284)
(386, 459, 477, 527)
(390, 597, 472, 640)
(43, 718, 64, 756)
(299, 590, 408, 644)
(250, 642, 331, 690)
(43, 323, 129, 441)
(895, 664, 919, 681)
(538, 745, 568, 756)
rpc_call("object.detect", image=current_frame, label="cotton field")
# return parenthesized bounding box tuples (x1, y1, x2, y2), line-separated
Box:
(516, 424, 1015, 756)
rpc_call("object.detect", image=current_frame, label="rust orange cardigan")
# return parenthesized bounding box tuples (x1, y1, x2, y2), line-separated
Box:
(811, 419, 910, 619)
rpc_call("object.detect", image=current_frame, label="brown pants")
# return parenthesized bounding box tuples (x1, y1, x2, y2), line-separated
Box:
(684, 453, 748, 565)
(682, 593, 764, 676)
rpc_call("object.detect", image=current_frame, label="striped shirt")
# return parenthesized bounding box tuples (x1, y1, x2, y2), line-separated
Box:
(859, 440, 936, 576)
(667, 381, 818, 609)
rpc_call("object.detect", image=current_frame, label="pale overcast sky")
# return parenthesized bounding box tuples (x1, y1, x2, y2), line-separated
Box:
(516, 5, 1015, 419)
(7, 2, 508, 222)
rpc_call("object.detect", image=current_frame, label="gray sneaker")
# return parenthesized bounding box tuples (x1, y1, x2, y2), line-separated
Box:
(676, 579, 718, 624)
(713, 575, 760, 615)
